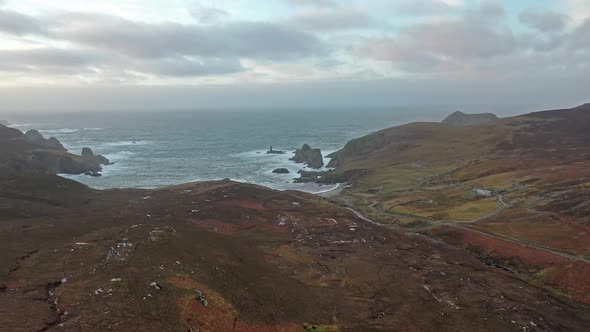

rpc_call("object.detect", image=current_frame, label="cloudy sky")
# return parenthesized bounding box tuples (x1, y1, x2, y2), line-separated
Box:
(0, 0, 588, 111)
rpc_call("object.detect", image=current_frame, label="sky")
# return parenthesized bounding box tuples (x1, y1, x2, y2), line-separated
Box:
(0, 0, 588, 111)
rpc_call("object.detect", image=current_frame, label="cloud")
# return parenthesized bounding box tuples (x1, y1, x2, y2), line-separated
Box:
(395, 0, 463, 16)
(289, 7, 370, 31)
(0, 47, 103, 75)
(358, 17, 517, 71)
(284, 0, 337, 8)
(519, 9, 567, 32)
(0, 9, 324, 81)
(0, 9, 46, 35)
(190, 5, 229, 24)
(138, 57, 244, 77)
(50, 14, 325, 60)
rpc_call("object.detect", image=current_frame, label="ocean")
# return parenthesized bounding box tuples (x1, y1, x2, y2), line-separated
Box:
(3, 106, 528, 193)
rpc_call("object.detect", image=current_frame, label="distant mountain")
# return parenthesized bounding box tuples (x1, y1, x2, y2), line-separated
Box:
(442, 111, 499, 126)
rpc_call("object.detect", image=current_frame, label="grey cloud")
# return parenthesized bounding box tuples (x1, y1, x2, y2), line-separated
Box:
(519, 9, 567, 32)
(476, 0, 505, 19)
(357, 1, 544, 73)
(0, 47, 244, 78)
(359, 19, 517, 70)
(395, 0, 457, 16)
(568, 18, 590, 50)
(53, 16, 325, 60)
(190, 5, 229, 24)
(0, 48, 102, 72)
(285, 0, 337, 8)
(289, 7, 370, 31)
(139, 57, 244, 77)
(0, 9, 45, 35)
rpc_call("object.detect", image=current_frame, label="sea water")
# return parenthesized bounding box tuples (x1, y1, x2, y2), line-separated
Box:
(3, 106, 526, 193)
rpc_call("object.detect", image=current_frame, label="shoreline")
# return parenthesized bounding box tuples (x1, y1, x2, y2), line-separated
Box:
(315, 182, 346, 198)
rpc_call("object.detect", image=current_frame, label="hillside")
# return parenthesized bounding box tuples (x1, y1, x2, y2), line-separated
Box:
(326, 104, 590, 304)
(1, 173, 589, 331)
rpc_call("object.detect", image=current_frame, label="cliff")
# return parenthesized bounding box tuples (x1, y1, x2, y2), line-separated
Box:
(0, 124, 109, 175)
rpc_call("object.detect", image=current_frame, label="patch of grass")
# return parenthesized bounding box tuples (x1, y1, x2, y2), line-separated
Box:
(445, 198, 499, 221)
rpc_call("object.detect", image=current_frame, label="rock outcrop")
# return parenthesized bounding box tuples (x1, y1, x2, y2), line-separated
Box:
(25, 129, 67, 151)
(0, 125, 109, 176)
(290, 144, 324, 169)
(442, 111, 499, 126)
(81, 147, 110, 166)
(272, 168, 290, 174)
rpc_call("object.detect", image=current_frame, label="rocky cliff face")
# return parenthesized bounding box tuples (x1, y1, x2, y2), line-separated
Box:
(290, 144, 324, 169)
(25, 129, 67, 151)
(442, 111, 499, 126)
(0, 124, 109, 175)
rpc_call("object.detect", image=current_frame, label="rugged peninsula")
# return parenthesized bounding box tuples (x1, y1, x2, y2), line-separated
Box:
(0, 124, 110, 176)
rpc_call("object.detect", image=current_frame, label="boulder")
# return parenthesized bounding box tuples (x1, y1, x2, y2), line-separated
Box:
(272, 168, 290, 174)
(290, 144, 324, 169)
(442, 111, 499, 127)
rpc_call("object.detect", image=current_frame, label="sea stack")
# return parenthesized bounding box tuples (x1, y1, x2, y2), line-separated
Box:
(81, 147, 111, 166)
(291, 144, 324, 169)
(267, 146, 286, 154)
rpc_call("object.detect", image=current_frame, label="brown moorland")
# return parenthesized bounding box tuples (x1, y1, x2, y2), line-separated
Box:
(326, 104, 590, 305)
(1, 173, 589, 331)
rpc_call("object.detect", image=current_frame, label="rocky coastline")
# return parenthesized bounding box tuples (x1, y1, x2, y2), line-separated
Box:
(0, 123, 110, 176)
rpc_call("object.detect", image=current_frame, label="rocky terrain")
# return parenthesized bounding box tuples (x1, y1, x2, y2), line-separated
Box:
(324, 104, 590, 305)
(0, 124, 109, 176)
(441, 111, 499, 126)
(1, 173, 589, 331)
(291, 144, 324, 169)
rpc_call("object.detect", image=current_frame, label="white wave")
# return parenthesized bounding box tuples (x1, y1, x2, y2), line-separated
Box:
(82, 128, 104, 131)
(104, 151, 135, 161)
(39, 128, 79, 134)
(103, 140, 151, 147)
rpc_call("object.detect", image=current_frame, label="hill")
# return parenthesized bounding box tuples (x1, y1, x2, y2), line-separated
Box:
(325, 104, 590, 304)
(1, 173, 589, 331)
(442, 111, 499, 126)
